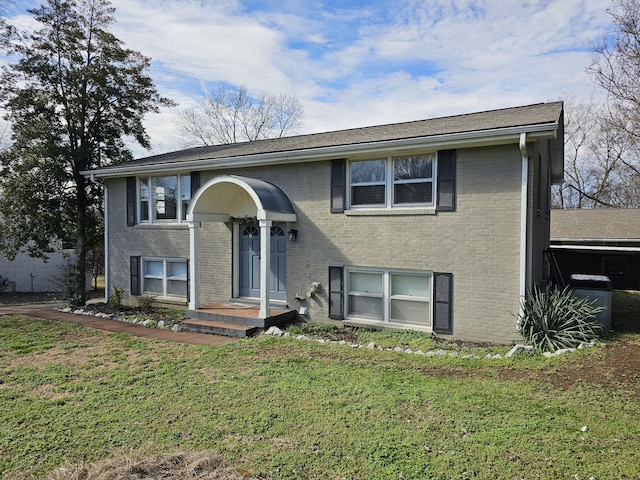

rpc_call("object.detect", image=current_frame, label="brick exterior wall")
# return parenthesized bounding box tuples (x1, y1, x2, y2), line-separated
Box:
(106, 140, 552, 343)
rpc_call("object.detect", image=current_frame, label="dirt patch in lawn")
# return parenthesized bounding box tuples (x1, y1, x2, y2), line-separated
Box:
(46, 451, 251, 480)
(497, 338, 640, 396)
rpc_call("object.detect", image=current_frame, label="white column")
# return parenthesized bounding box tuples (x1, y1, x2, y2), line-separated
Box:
(188, 220, 200, 310)
(259, 218, 272, 318)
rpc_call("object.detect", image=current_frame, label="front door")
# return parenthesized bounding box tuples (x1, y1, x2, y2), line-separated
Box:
(239, 223, 286, 301)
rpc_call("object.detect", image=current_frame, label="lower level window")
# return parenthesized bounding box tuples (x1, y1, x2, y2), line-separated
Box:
(143, 258, 188, 299)
(346, 268, 431, 326)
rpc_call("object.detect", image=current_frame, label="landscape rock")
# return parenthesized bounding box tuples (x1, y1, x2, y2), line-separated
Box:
(506, 344, 535, 357)
(366, 342, 376, 349)
(265, 326, 282, 336)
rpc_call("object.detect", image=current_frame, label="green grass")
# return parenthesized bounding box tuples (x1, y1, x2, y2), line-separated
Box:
(1, 294, 639, 479)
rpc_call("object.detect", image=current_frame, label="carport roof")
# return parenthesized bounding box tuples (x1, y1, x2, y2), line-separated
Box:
(551, 208, 640, 242)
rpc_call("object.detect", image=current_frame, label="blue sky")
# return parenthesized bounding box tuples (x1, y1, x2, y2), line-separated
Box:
(3, 0, 613, 156)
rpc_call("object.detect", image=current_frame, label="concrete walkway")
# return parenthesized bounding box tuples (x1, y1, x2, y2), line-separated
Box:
(1, 306, 236, 346)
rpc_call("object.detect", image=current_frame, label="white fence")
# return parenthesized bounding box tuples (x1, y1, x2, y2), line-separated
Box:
(0, 249, 76, 292)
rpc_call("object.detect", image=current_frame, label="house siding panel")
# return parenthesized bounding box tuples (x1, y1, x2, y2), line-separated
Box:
(106, 143, 535, 343)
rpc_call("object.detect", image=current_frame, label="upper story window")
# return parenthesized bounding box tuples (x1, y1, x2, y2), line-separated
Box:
(139, 175, 191, 223)
(349, 154, 435, 208)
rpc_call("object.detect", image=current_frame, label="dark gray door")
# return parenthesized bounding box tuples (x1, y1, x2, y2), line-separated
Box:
(239, 223, 286, 300)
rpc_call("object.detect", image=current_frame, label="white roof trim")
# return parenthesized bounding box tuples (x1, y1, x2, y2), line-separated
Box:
(550, 244, 640, 253)
(84, 123, 559, 178)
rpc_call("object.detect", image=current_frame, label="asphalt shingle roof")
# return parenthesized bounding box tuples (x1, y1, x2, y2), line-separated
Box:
(551, 208, 640, 241)
(101, 101, 563, 170)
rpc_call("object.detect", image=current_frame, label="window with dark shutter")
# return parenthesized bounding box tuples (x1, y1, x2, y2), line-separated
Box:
(330, 159, 346, 213)
(436, 149, 456, 211)
(433, 272, 453, 333)
(130, 256, 140, 296)
(328, 266, 344, 319)
(126, 177, 137, 226)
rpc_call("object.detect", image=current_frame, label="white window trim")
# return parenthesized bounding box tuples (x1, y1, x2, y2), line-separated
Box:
(347, 154, 437, 210)
(142, 257, 188, 299)
(344, 267, 433, 329)
(138, 174, 191, 224)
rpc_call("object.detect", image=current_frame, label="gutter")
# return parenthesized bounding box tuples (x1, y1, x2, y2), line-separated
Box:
(82, 122, 560, 178)
(519, 132, 529, 301)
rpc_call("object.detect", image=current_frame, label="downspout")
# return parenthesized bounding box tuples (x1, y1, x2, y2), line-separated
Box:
(519, 133, 529, 301)
(89, 174, 109, 303)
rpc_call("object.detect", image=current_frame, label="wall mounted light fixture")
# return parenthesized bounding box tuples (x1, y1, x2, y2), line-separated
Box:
(288, 229, 298, 242)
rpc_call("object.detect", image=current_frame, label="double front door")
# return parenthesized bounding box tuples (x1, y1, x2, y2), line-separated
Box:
(239, 223, 286, 301)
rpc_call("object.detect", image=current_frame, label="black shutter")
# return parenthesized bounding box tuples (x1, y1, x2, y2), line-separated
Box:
(190, 171, 201, 197)
(130, 256, 140, 296)
(126, 177, 137, 226)
(330, 159, 346, 213)
(328, 266, 344, 319)
(433, 272, 453, 334)
(186, 259, 190, 302)
(436, 149, 456, 211)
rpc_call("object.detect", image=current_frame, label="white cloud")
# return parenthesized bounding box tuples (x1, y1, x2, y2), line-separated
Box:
(4, 0, 616, 154)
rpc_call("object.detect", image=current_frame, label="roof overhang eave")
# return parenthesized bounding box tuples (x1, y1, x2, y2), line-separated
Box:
(549, 244, 640, 253)
(83, 122, 560, 178)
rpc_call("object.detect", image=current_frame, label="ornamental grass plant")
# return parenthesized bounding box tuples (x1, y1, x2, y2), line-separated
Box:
(516, 286, 604, 352)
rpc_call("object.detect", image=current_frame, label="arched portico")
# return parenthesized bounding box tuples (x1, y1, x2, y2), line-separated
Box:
(186, 175, 297, 318)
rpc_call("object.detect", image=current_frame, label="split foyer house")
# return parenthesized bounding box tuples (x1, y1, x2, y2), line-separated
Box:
(84, 101, 564, 344)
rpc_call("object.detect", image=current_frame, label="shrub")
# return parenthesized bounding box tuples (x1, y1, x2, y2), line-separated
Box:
(516, 286, 604, 352)
(107, 286, 125, 309)
(137, 294, 156, 312)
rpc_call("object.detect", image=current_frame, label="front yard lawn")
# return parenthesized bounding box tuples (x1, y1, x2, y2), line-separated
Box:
(1, 292, 639, 479)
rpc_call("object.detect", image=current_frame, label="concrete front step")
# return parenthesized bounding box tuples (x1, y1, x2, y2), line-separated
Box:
(185, 306, 297, 328)
(181, 318, 259, 338)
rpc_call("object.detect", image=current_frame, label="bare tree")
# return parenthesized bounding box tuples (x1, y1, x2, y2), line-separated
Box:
(589, 0, 640, 145)
(176, 84, 303, 146)
(553, 100, 640, 208)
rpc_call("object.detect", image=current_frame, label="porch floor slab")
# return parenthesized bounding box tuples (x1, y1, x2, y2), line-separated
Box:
(196, 302, 291, 319)
(183, 302, 298, 336)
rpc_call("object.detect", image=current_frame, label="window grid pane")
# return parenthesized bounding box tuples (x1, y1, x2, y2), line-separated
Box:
(391, 299, 430, 325)
(181, 176, 191, 220)
(144, 278, 163, 295)
(144, 260, 164, 277)
(391, 274, 430, 298)
(394, 182, 433, 205)
(351, 160, 386, 184)
(140, 179, 150, 222)
(349, 272, 383, 295)
(154, 176, 178, 220)
(349, 295, 383, 318)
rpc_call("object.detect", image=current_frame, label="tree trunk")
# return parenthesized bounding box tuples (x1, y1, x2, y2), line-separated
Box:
(74, 174, 88, 306)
